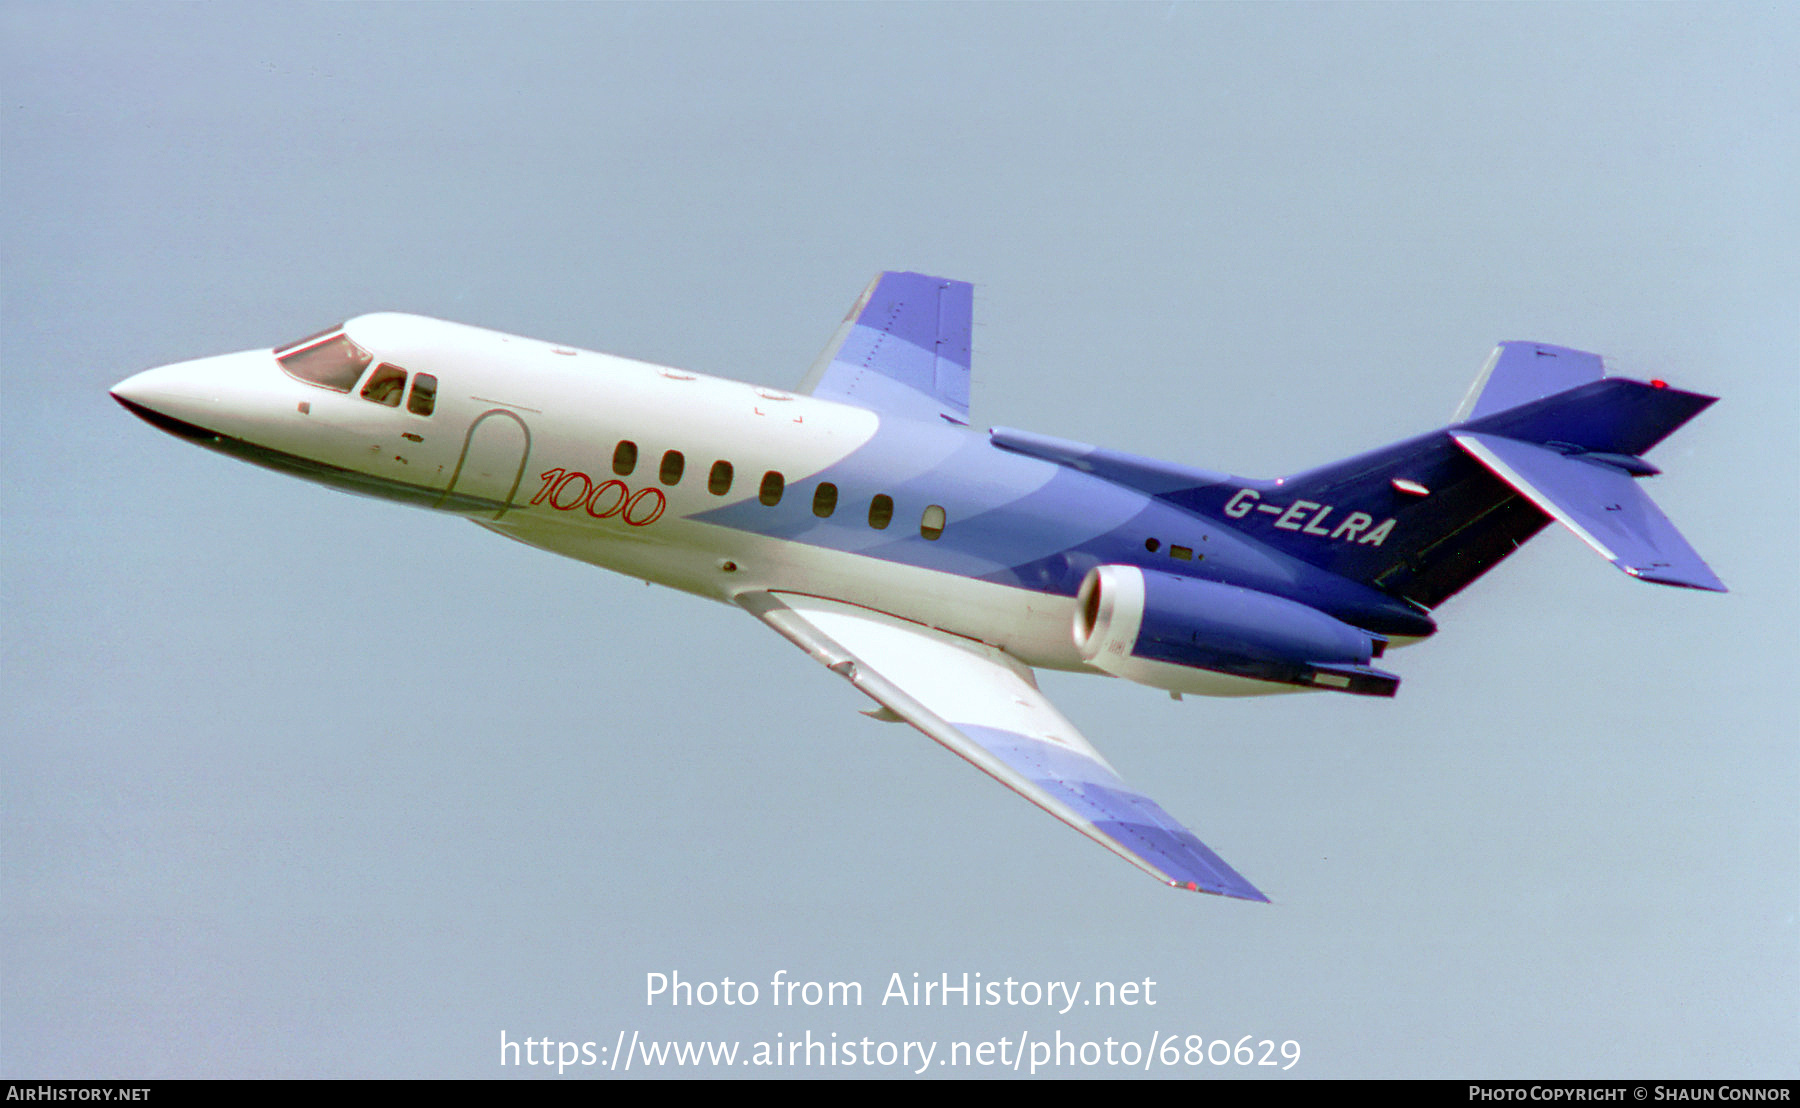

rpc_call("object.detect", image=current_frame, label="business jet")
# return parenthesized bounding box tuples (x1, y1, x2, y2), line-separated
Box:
(111, 272, 1724, 901)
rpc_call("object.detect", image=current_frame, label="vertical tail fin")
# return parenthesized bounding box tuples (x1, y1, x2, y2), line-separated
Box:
(1452, 341, 1606, 423)
(1169, 344, 1724, 607)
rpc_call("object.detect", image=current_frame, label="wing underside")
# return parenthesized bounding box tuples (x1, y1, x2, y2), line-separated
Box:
(738, 591, 1268, 900)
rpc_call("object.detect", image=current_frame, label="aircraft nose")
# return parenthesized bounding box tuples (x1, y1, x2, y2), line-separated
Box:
(112, 364, 182, 408)
(110, 350, 275, 442)
(112, 362, 224, 440)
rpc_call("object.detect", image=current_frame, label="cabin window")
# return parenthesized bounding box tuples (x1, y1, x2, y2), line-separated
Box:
(660, 450, 685, 486)
(359, 363, 407, 407)
(613, 440, 638, 476)
(276, 332, 372, 392)
(759, 471, 784, 506)
(406, 373, 437, 416)
(708, 461, 733, 496)
(1144, 537, 1161, 553)
(868, 494, 894, 530)
(812, 483, 838, 518)
(920, 504, 946, 541)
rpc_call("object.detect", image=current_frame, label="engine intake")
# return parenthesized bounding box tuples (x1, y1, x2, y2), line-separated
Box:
(1074, 565, 1400, 697)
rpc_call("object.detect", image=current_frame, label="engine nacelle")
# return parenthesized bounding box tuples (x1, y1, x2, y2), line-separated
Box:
(1073, 565, 1400, 697)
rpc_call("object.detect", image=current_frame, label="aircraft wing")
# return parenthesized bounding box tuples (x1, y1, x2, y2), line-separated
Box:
(737, 591, 1269, 900)
(797, 271, 973, 426)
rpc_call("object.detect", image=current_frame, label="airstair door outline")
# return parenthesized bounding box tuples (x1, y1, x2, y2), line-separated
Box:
(442, 408, 531, 519)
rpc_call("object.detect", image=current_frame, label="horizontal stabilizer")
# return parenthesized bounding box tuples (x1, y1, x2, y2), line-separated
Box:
(1451, 432, 1725, 591)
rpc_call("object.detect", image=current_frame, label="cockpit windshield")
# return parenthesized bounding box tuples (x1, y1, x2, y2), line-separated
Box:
(275, 329, 374, 392)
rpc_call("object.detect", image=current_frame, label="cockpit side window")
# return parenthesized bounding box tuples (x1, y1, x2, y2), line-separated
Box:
(359, 364, 407, 407)
(407, 373, 437, 417)
(276, 332, 374, 392)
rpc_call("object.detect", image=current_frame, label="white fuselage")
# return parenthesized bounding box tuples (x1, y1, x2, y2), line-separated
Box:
(117, 312, 1096, 673)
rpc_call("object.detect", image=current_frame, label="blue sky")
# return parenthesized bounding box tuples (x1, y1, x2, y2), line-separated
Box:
(3, 2, 1795, 1078)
